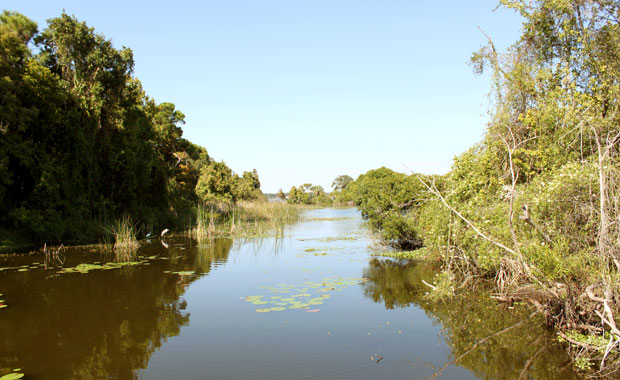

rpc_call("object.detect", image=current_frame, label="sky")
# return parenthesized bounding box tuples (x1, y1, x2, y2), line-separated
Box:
(4, 1, 524, 193)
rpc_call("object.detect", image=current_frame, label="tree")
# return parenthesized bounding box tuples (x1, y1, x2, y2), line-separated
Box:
(232, 169, 263, 201)
(332, 175, 353, 192)
(195, 161, 235, 203)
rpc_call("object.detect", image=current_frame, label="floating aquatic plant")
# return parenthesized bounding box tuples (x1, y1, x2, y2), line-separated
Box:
(57, 261, 148, 274)
(0, 370, 24, 380)
(244, 276, 367, 313)
(171, 271, 195, 276)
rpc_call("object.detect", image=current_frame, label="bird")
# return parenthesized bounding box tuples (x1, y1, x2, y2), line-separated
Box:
(160, 228, 170, 238)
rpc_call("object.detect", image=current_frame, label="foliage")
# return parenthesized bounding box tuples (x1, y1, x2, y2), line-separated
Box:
(345, 0, 620, 372)
(349, 0, 620, 280)
(286, 183, 332, 205)
(346, 167, 426, 249)
(0, 11, 262, 246)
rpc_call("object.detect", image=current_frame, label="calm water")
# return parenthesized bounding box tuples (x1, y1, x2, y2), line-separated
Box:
(0, 208, 581, 379)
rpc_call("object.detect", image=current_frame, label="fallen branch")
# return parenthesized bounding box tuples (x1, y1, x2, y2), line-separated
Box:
(425, 318, 527, 380)
(417, 176, 517, 256)
(421, 280, 436, 290)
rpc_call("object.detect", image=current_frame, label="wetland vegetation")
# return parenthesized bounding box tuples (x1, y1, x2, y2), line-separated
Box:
(338, 1, 620, 375)
(2, 1, 620, 378)
(0, 10, 271, 251)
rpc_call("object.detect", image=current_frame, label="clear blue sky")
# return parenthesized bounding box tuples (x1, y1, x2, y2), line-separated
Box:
(5, 1, 523, 193)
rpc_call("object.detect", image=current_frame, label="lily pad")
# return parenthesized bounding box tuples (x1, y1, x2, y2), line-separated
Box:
(0, 373, 24, 380)
(172, 271, 195, 276)
(291, 293, 311, 298)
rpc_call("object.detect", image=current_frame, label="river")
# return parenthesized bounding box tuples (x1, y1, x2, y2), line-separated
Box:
(0, 207, 582, 379)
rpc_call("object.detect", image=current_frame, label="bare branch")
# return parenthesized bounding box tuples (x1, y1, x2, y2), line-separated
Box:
(417, 176, 518, 256)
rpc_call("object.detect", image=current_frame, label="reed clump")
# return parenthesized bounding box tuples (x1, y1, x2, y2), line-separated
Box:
(188, 200, 301, 239)
(104, 216, 140, 260)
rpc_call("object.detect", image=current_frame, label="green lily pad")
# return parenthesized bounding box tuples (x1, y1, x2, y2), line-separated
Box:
(0, 373, 24, 380)
(172, 271, 195, 276)
(256, 308, 271, 313)
(268, 307, 286, 311)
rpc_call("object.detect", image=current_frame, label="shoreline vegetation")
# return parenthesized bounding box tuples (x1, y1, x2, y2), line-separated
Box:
(0, 11, 278, 252)
(3, 1, 620, 377)
(343, 1, 620, 376)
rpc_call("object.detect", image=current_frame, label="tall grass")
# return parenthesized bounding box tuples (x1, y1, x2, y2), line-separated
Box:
(103, 215, 140, 260)
(188, 200, 301, 240)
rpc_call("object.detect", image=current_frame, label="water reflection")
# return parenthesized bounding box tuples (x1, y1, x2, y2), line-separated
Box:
(0, 211, 586, 380)
(0, 236, 233, 379)
(362, 258, 581, 380)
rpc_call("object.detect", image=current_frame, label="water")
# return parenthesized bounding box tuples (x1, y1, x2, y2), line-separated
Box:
(0, 208, 581, 379)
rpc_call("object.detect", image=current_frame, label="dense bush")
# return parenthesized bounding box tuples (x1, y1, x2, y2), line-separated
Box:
(0, 11, 263, 245)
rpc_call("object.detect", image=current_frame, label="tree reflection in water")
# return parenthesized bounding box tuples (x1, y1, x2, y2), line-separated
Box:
(0, 236, 233, 379)
(362, 258, 582, 380)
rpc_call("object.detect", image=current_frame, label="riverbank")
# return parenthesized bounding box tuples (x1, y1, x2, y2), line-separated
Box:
(1, 201, 302, 256)
(0, 207, 582, 379)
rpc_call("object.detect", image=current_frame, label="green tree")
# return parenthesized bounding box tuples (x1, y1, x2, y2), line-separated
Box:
(331, 175, 353, 192)
(195, 161, 235, 203)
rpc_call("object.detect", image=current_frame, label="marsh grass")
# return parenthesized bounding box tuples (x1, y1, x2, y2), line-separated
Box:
(188, 201, 301, 240)
(103, 216, 140, 261)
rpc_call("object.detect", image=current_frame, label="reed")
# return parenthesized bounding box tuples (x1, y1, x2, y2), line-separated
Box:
(104, 215, 140, 260)
(188, 200, 301, 239)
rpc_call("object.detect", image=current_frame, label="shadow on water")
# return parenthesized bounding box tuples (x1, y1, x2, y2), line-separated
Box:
(362, 258, 582, 380)
(0, 236, 233, 379)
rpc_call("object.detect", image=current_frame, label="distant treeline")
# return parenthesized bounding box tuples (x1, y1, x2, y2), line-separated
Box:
(275, 175, 354, 205)
(0, 11, 262, 245)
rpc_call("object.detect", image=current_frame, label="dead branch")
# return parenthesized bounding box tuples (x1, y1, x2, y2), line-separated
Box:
(520, 205, 554, 244)
(417, 176, 518, 256)
(518, 336, 546, 380)
(425, 318, 526, 380)
(421, 280, 437, 290)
